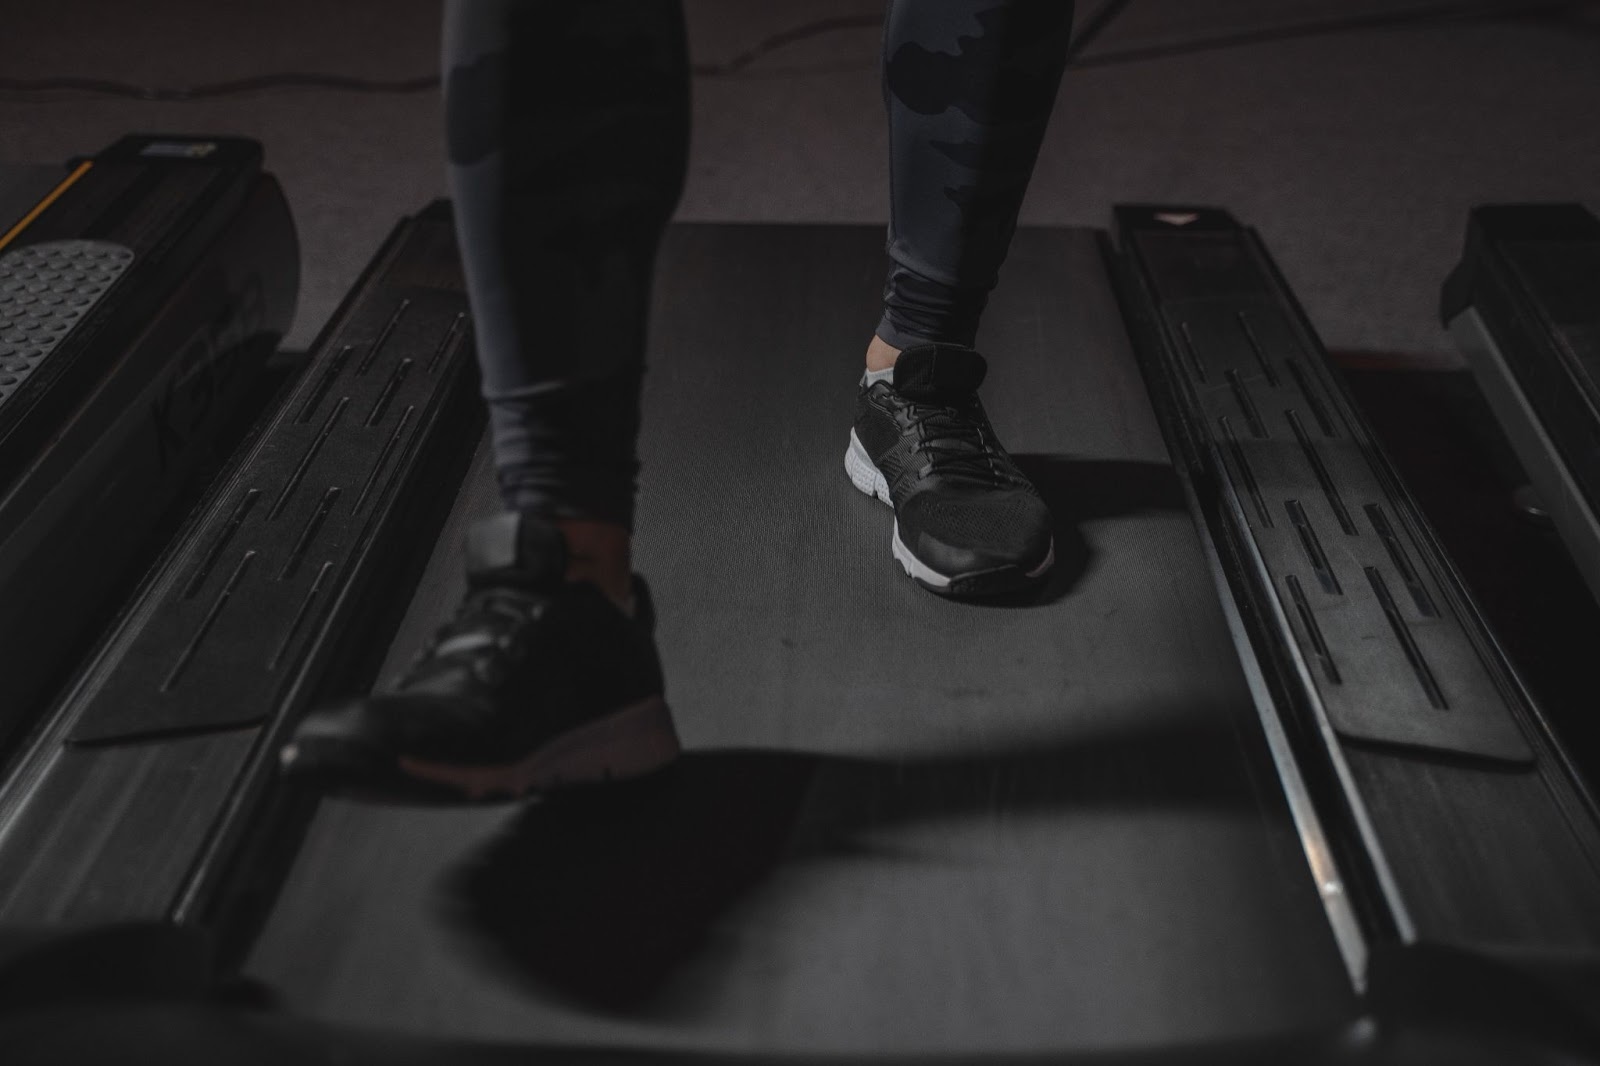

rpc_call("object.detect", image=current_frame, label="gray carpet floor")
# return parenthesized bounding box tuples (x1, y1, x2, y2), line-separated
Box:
(0, 2, 1595, 356)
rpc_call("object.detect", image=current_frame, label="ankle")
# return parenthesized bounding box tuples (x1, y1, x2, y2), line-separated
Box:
(865, 335, 902, 372)
(553, 519, 634, 610)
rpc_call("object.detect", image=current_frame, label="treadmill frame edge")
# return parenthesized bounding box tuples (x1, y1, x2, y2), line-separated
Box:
(1107, 207, 1600, 1036)
(1099, 230, 1375, 994)
(1443, 308, 1600, 821)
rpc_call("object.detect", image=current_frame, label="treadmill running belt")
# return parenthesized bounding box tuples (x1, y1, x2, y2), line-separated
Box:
(245, 224, 1354, 1054)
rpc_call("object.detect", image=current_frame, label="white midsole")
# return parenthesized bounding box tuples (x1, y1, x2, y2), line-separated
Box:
(845, 430, 1053, 587)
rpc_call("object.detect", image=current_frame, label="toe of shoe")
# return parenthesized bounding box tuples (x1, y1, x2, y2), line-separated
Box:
(279, 697, 413, 787)
(902, 491, 1054, 578)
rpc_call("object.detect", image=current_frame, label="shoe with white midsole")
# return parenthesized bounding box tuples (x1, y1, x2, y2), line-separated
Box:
(847, 343, 1053, 597)
(279, 512, 680, 801)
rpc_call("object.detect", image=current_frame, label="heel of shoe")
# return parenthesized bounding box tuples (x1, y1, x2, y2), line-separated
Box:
(845, 430, 892, 505)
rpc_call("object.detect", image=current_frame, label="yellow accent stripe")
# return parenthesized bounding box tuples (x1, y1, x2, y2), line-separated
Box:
(0, 160, 93, 254)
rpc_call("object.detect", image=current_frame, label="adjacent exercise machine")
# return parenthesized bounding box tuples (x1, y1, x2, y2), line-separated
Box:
(0, 135, 298, 752)
(1443, 204, 1600, 605)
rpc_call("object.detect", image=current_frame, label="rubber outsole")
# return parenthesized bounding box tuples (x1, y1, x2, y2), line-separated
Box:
(845, 430, 1053, 597)
(395, 695, 680, 801)
(281, 695, 681, 804)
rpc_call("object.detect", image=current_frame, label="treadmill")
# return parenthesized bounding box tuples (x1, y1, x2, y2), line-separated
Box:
(0, 197, 1596, 1062)
(0, 134, 298, 755)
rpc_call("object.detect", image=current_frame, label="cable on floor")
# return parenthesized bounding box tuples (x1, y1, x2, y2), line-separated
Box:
(0, 0, 1592, 102)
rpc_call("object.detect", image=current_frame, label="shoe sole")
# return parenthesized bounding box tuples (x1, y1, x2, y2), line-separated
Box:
(394, 695, 680, 801)
(845, 430, 1053, 597)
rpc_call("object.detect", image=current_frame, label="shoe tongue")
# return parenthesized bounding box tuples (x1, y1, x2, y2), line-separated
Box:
(891, 343, 987, 400)
(464, 513, 567, 588)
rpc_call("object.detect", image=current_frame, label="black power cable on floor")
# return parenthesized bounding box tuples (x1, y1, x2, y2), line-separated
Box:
(1069, 0, 1596, 69)
(1067, 0, 1137, 63)
(0, 71, 440, 102)
(0, 0, 1592, 102)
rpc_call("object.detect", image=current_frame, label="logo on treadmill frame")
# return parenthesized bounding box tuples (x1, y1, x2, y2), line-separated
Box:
(139, 141, 218, 159)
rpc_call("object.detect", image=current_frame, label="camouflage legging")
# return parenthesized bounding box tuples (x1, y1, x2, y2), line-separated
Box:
(442, 2, 1075, 530)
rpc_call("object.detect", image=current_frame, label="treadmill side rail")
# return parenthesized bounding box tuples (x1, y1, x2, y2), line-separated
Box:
(1110, 205, 1600, 985)
(0, 203, 481, 929)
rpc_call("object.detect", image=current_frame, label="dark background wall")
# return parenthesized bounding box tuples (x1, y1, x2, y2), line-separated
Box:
(1, 0, 1595, 357)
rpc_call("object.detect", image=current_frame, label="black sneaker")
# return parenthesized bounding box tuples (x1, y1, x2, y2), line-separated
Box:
(846, 343, 1053, 597)
(279, 513, 680, 801)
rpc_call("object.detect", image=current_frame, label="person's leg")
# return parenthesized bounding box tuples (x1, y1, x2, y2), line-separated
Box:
(870, 0, 1075, 368)
(849, 1, 1073, 597)
(447, 0, 689, 609)
(282, 0, 689, 799)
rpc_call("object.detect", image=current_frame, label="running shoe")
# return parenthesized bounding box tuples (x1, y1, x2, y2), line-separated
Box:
(279, 512, 679, 801)
(846, 342, 1053, 597)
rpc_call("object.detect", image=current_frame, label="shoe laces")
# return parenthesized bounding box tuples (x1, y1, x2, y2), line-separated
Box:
(904, 394, 1027, 486)
(403, 585, 547, 687)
